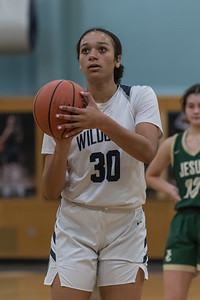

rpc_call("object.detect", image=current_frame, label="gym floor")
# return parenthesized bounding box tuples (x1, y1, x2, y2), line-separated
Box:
(0, 260, 199, 300)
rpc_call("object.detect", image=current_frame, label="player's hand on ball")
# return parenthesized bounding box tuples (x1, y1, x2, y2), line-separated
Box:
(56, 91, 104, 137)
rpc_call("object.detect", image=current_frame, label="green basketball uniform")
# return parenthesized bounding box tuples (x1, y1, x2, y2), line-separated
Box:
(164, 131, 200, 272)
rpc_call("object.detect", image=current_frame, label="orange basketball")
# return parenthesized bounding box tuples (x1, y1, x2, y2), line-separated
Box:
(33, 79, 86, 139)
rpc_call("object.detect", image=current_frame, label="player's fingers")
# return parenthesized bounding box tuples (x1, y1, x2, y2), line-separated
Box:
(57, 121, 80, 130)
(64, 128, 82, 138)
(59, 105, 83, 113)
(80, 91, 97, 106)
(56, 113, 78, 122)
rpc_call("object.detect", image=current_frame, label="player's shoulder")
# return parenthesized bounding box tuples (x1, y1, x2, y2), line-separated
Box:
(119, 84, 132, 96)
(157, 135, 174, 153)
(119, 84, 155, 98)
(159, 134, 180, 155)
(163, 134, 178, 145)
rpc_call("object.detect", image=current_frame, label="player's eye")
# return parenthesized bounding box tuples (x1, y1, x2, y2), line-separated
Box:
(186, 104, 194, 109)
(99, 47, 107, 53)
(81, 48, 89, 54)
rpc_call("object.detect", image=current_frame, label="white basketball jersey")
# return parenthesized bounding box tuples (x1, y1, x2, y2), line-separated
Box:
(41, 85, 162, 209)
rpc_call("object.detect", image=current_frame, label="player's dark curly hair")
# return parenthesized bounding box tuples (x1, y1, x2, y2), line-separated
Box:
(181, 83, 200, 111)
(76, 28, 124, 84)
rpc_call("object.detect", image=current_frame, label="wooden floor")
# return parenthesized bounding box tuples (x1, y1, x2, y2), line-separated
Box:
(0, 261, 199, 300)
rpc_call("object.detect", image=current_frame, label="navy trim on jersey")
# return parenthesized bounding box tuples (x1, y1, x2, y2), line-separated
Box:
(50, 248, 56, 261)
(144, 237, 147, 248)
(143, 253, 148, 263)
(120, 84, 131, 96)
(53, 231, 56, 244)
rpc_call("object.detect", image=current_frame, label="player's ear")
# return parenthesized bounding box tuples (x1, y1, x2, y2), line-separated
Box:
(115, 55, 121, 68)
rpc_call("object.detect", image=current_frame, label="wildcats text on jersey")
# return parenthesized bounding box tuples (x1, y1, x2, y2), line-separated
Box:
(76, 129, 111, 151)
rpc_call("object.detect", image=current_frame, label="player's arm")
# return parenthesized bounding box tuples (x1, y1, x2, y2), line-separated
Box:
(145, 137, 181, 202)
(42, 139, 72, 200)
(57, 92, 160, 164)
(100, 118, 159, 164)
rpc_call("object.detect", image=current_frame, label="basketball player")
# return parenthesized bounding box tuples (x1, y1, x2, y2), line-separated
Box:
(146, 84, 200, 300)
(41, 28, 163, 300)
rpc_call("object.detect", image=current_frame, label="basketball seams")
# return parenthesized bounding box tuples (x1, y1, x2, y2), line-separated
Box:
(49, 80, 64, 138)
(33, 86, 45, 131)
(60, 81, 76, 139)
(69, 81, 76, 107)
(33, 79, 85, 139)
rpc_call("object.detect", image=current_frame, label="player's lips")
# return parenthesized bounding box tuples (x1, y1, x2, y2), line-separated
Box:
(88, 64, 101, 69)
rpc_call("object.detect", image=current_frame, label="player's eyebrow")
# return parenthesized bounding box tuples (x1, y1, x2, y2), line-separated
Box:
(80, 41, 110, 48)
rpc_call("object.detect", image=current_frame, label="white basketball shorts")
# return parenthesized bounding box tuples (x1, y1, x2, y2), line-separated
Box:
(44, 202, 148, 292)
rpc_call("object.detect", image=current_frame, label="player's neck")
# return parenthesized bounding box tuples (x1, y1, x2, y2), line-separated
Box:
(86, 81, 118, 103)
(185, 126, 200, 152)
(187, 125, 200, 136)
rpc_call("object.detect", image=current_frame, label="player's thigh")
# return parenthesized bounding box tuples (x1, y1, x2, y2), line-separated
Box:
(99, 268, 144, 300)
(51, 274, 92, 300)
(163, 270, 194, 300)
